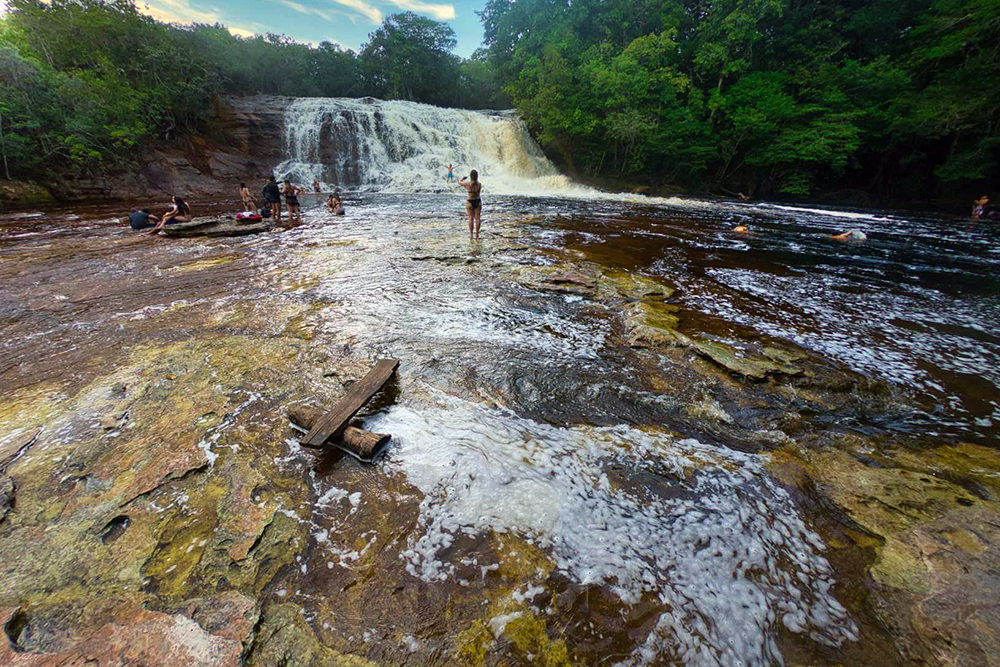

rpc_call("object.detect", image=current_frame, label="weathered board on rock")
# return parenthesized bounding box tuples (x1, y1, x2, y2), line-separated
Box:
(303, 359, 398, 448)
(288, 405, 391, 461)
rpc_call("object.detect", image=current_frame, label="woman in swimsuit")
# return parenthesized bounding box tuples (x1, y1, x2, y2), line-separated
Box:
(240, 183, 256, 213)
(458, 170, 482, 240)
(282, 180, 304, 223)
(151, 195, 192, 232)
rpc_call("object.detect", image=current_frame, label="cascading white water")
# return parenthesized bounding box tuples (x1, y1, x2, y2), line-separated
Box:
(274, 97, 589, 195)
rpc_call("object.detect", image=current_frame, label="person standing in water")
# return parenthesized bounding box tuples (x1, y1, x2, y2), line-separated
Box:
(458, 170, 482, 240)
(313, 178, 322, 193)
(263, 175, 282, 222)
(446, 164, 455, 183)
(150, 195, 192, 233)
(282, 180, 305, 223)
(240, 182, 256, 213)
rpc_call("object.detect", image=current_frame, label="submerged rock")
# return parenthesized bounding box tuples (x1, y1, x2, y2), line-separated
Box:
(623, 300, 682, 348)
(685, 337, 801, 379)
(623, 300, 801, 379)
(598, 269, 675, 302)
(769, 444, 1000, 667)
(515, 264, 600, 296)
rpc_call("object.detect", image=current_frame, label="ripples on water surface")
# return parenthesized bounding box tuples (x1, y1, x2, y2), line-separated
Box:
(1, 192, 997, 666)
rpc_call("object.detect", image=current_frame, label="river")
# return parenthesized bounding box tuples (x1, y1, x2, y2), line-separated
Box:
(0, 99, 998, 667)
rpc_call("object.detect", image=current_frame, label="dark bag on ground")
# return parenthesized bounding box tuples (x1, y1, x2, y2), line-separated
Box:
(259, 206, 272, 219)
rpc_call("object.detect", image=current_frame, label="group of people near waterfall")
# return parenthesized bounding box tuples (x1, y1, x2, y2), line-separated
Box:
(128, 164, 486, 239)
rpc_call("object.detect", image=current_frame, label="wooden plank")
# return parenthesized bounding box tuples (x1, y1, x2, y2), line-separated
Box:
(303, 359, 398, 447)
(288, 405, 391, 460)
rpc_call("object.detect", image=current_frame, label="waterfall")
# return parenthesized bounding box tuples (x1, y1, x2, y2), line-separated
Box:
(274, 97, 584, 195)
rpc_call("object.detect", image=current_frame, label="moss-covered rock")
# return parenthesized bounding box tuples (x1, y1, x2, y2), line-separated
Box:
(247, 604, 377, 667)
(768, 444, 1000, 666)
(0, 180, 55, 206)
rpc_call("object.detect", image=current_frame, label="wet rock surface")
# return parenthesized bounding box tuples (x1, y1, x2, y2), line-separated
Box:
(0, 194, 997, 667)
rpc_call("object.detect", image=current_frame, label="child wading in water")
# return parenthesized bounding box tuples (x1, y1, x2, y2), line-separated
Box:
(458, 170, 482, 240)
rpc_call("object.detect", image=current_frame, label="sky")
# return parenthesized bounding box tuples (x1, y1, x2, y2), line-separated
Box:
(133, 0, 490, 57)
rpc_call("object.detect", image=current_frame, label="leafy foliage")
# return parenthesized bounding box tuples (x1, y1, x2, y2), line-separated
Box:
(481, 0, 1000, 197)
(0, 0, 502, 180)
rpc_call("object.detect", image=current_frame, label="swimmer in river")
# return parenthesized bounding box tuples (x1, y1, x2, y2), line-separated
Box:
(458, 170, 482, 240)
(972, 195, 996, 220)
(240, 182, 256, 213)
(734, 225, 749, 233)
(282, 180, 305, 223)
(446, 164, 455, 183)
(829, 229, 867, 242)
(326, 194, 345, 215)
(150, 195, 192, 233)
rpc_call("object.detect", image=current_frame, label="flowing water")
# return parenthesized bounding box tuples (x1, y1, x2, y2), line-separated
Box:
(1, 98, 998, 666)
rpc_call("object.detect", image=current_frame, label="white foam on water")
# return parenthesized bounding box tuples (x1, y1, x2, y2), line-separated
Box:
(365, 391, 858, 666)
(761, 203, 891, 222)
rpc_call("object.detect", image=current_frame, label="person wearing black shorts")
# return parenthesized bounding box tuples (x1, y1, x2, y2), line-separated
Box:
(262, 175, 282, 222)
(458, 169, 482, 240)
(282, 180, 305, 223)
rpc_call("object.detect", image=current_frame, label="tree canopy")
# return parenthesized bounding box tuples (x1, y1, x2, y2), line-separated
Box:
(0, 0, 997, 200)
(480, 0, 1000, 198)
(0, 0, 507, 181)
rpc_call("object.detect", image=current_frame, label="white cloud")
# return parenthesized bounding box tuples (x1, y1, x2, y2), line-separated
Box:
(140, 0, 222, 24)
(383, 0, 455, 20)
(277, 0, 380, 25)
(328, 0, 382, 24)
(227, 26, 256, 38)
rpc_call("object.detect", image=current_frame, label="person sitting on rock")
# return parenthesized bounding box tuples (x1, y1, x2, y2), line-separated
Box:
(150, 195, 192, 233)
(127, 208, 159, 231)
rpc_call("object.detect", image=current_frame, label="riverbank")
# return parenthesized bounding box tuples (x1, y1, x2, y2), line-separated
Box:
(2, 194, 998, 666)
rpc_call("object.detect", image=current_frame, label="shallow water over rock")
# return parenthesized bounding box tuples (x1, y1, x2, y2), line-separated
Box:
(0, 193, 997, 667)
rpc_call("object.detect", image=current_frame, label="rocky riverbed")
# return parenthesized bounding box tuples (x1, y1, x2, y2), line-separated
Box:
(0, 194, 997, 666)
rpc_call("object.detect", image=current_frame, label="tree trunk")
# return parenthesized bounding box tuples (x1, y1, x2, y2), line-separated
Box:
(0, 110, 9, 180)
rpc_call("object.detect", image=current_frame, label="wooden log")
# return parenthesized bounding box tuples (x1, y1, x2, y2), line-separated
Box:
(299, 357, 398, 450)
(288, 405, 391, 460)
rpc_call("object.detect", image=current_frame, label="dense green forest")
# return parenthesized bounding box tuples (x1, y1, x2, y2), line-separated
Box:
(0, 0, 507, 182)
(481, 0, 1000, 197)
(0, 0, 998, 200)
